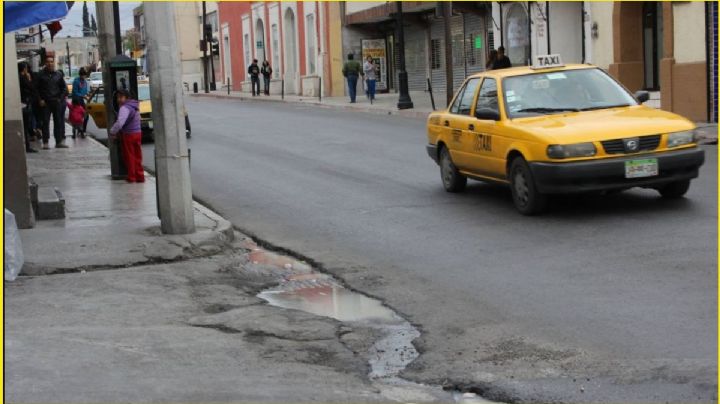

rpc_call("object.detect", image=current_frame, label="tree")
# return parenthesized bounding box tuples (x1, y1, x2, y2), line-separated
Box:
(82, 1, 90, 37)
(90, 15, 97, 36)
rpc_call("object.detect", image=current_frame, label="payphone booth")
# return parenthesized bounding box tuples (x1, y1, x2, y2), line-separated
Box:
(107, 55, 138, 179)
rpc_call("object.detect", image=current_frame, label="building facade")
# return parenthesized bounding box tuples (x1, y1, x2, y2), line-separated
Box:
(218, 1, 342, 96)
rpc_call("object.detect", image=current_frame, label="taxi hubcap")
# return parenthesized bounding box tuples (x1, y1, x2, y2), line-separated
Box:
(514, 171, 529, 206)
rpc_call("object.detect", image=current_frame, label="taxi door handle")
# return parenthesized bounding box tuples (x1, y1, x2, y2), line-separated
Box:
(468, 124, 475, 131)
(444, 120, 449, 127)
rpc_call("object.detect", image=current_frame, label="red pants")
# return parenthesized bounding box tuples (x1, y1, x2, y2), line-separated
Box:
(120, 132, 144, 182)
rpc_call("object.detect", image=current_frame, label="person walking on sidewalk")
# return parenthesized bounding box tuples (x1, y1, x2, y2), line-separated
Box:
(248, 59, 261, 96)
(363, 56, 377, 101)
(18, 63, 38, 153)
(486, 49, 498, 70)
(67, 97, 86, 139)
(261, 60, 273, 96)
(342, 54, 363, 103)
(109, 89, 144, 183)
(36, 56, 69, 149)
(71, 68, 90, 106)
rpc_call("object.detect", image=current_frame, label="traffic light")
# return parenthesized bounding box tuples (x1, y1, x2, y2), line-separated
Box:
(211, 40, 219, 56)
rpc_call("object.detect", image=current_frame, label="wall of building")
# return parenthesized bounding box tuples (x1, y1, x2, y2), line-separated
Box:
(219, 2, 249, 91)
(668, 2, 707, 121)
(588, 1, 613, 69)
(345, 2, 385, 15)
(673, 2, 706, 64)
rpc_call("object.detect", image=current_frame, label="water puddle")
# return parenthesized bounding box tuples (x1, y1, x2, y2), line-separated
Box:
(245, 239, 494, 403)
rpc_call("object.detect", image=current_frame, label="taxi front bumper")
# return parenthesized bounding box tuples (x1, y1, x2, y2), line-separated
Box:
(528, 147, 705, 194)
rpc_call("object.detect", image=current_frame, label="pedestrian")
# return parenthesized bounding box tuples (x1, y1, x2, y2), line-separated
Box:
(261, 60, 272, 96)
(363, 56, 377, 101)
(18, 62, 38, 153)
(492, 46, 512, 70)
(67, 96, 86, 139)
(248, 59, 261, 96)
(109, 89, 144, 183)
(72, 68, 90, 105)
(342, 54, 363, 103)
(31, 67, 44, 142)
(35, 56, 69, 149)
(486, 49, 498, 70)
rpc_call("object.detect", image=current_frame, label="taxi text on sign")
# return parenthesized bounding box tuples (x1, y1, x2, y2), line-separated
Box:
(532, 54, 564, 69)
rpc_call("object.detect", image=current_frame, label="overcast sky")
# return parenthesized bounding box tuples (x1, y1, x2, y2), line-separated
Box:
(61, 1, 138, 37)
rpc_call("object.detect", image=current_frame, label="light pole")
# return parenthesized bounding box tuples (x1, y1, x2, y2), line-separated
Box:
(396, 2, 413, 110)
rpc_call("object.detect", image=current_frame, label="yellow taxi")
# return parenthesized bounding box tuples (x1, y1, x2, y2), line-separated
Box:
(426, 55, 705, 215)
(85, 82, 191, 142)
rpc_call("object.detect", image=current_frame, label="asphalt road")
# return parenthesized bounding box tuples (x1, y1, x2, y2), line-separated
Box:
(93, 98, 717, 403)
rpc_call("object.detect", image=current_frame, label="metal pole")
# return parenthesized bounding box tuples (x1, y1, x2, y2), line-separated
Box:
(145, 2, 196, 234)
(112, 2, 122, 55)
(66, 41, 71, 76)
(396, 2, 414, 109)
(443, 1, 454, 106)
(428, 78, 436, 111)
(209, 40, 216, 90)
(202, 1, 209, 93)
(281, 78, 284, 99)
(318, 77, 322, 102)
(227, 77, 231, 95)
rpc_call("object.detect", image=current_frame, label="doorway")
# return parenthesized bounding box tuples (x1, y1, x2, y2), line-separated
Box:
(283, 8, 298, 94)
(643, 2, 662, 90)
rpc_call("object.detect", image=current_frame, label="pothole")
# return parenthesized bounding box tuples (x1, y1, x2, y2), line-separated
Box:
(243, 238, 497, 403)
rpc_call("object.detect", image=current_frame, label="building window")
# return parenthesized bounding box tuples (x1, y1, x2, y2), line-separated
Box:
(207, 11, 218, 34)
(430, 39, 442, 70)
(271, 24, 280, 79)
(305, 14, 316, 75)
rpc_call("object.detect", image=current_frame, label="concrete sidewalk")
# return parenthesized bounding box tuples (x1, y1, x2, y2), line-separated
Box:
(192, 89, 440, 119)
(19, 135, 233, 275)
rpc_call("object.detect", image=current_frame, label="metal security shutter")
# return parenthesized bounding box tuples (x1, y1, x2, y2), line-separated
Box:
(463, 13, 486, 77)
(430, 15, 463, 97)
(393, 25, 427, 93)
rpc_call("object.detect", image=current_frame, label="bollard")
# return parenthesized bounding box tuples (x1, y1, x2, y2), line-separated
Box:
(318, 77, 322, 102)
(193, 82, 198, 93)
(227, 78, 231, 95)
(427, 78, 436, 111)
(281, 79, 284, 100)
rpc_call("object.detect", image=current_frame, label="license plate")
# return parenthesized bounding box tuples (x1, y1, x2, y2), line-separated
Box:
(625, 158, 658, 178)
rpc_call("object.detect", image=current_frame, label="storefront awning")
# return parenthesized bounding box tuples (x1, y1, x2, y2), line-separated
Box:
(3, 1, 70, 33)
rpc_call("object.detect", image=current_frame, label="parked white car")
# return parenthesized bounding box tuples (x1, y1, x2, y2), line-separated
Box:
(88, 72, 103, 88)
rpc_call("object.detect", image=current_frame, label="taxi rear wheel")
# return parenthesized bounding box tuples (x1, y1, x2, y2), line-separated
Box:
(658, 179, 690, 199)
(439, 146, 467, 193)
(509, 157, 547, 215)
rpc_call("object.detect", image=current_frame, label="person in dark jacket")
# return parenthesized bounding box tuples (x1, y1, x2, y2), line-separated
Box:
(35, 56, 69, 148)
(248, 59, 260, 96)
(109, 89, 144, 183)
(492, 46, 512, 70)
(261, 60, 273, 95)
(18, 62, 38, 153)
(342, 54, 363, 103)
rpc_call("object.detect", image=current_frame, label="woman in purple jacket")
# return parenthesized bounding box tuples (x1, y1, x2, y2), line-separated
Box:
(109, 89, 144, 183)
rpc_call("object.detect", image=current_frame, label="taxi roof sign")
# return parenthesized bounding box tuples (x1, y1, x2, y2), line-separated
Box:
(532, 54, 564, 69)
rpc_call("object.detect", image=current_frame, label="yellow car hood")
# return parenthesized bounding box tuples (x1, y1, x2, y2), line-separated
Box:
(508, 105, 695, 144)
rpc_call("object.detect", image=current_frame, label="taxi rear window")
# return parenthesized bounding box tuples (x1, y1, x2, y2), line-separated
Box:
(502, 68, 637, 119)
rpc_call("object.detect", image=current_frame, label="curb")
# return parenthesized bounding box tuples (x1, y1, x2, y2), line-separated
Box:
(190, 92, 432, 120)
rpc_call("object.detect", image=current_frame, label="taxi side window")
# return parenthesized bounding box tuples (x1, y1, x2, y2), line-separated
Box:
(450, 78, 480, 115)
(475, 78, 499, 115)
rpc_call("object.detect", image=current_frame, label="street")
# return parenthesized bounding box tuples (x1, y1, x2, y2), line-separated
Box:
(90, 96, 717, 403)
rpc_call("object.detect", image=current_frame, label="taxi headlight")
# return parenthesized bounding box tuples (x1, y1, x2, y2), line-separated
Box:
(547, 143, 597, 159)
(667, 130, 695, 148)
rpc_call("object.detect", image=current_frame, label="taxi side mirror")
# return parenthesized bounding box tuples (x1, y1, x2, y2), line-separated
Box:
(634, 91, 650, 103)
(475, 108, 500, 121)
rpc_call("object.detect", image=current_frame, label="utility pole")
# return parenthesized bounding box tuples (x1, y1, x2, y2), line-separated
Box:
(202, 1, 209, 93)
(144, 2, 196, 234)
(396, 2, 413, 110)
(96, 2, 124, 179)
(443, 1, 454, 106)
(66, 41, 71, 76)
(209, 38, 216, 90)
(112, 1, 122, 55)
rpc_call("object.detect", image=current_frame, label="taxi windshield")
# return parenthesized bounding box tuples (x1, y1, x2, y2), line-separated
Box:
(502, 68, 637, 119)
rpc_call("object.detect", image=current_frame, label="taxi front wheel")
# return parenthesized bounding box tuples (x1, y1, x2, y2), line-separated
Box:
(658, 179, 690, 199)
(440, 146, 467, 193)
(510, 157, 547, 215)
